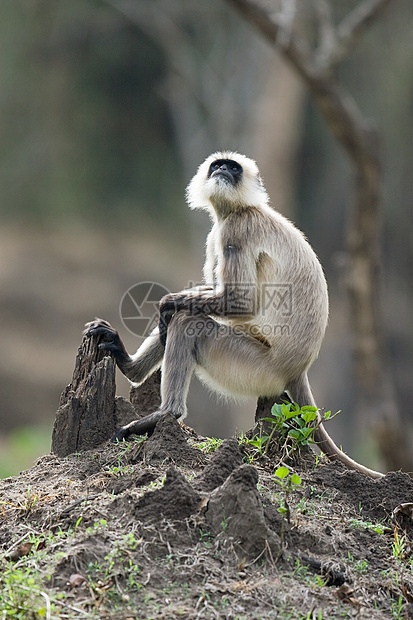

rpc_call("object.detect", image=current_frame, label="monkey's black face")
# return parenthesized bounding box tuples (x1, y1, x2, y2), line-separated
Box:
(208, 159, 243, 186)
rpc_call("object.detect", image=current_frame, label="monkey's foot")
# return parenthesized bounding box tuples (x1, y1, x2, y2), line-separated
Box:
(111, 409, 178, 442)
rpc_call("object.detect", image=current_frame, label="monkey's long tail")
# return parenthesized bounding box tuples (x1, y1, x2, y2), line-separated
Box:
(288, 373, 384, 480)
(314, 417, 384, 479)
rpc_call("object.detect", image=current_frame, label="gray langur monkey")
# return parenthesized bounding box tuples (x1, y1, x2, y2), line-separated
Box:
(85, 151, 383, 479)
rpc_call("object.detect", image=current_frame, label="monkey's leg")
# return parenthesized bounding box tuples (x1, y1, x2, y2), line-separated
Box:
(287, 374, 383, 479)
(114, 311, 268, 440)
(112, 312, 197, 441)
(158, 286, 214, 348)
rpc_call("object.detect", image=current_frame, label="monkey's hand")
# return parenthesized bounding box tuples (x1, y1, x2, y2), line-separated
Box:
(158, 286, 253, 343)
(158, 290, 219, 347)
(84, 318, 130, 370)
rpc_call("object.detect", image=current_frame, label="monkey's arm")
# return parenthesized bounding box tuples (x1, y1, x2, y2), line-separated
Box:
(158, 244, 259, 346)
(84, 318, 163, 384)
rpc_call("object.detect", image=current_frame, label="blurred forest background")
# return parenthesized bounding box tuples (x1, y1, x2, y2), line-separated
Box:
(1, 0, 412, 478)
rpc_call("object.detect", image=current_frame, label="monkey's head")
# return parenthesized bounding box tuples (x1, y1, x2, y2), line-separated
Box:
(186, 151, 269, 216)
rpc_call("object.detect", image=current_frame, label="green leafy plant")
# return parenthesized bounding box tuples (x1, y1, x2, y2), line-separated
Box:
(192, 436, 223, 454)
(85, 518, 108, 536)
(274, 466, 302, 549)
(347, 552, 369, 574)
(354, 559, 369, 574)
(221, 515, 231, 532)
(266, 402, 332, 453)
(0, 532, 70, 619)
(348, 517, 388, 534)
(0, 565, 53, 619)
(269, 402, 319, 444)
(274, 466, 302, 523)
(241, 401, 334, 461)
(23, 485, 38, 513)
(145, 475, 166, 492)
(244, 434, 269, 457)
(392, 530, 407, 561)
(293, 558, 310, 580)
(105, 464, 133, 477)
(391, 595, 405, 619)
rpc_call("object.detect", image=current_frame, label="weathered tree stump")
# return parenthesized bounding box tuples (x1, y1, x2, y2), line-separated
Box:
(52, 331, 163, 457)
(52, 333, 118, 456)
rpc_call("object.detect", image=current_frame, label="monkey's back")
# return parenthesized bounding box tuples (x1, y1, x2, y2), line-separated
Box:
(214, 204, 329, 377)
(260, 206, 328, 373)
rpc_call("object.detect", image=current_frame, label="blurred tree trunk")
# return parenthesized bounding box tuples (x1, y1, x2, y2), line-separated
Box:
(104, 0, 304, 216)
(104, 0, 303, 260)
(228, 0, 413, 472)
(253, 57, 305, 218)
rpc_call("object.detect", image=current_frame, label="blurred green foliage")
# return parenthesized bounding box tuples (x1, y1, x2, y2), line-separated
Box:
(0, 0, 183, 228)
(0, 426, 52, 479)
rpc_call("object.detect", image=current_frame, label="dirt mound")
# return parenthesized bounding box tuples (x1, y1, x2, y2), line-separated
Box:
(193, 437, 245, 492)
(133, 466, 203, 522)
(205, 464, 281, 558)
(310, 462, 413, 522)
(2, 415, 413, 618)
(130, 413, 206, 466)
